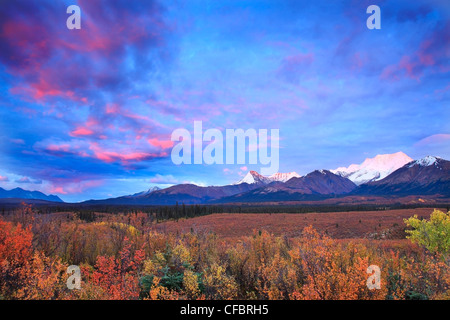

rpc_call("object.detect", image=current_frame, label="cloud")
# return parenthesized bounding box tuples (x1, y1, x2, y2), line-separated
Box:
(0, 176, 9, 182)
(70, 127, 95, 137)
(148, 138, 174, 149)
(33, 136, 171, 166)
(381, 22, 450, 81)
(14, 176, 42, 184)
(15, 177, 30, 183)
(14, 176, 41, 184)
(48, 180, 104, 195)
(34, 139, 90, 158)
(0, 1, 448, 202)
(415, 133, 450, 147)
(49, 186, 67, 195)
(412, 133, 450, 159)
(10, 138, 25, 145)
(0, 0, 171, 103)
(89, 142, 168, 164)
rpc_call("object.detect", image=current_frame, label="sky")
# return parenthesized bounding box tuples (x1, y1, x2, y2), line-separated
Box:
(0, 0, 449, 202)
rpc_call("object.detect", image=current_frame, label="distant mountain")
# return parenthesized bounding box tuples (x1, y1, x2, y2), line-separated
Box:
(81, 154, 449, 205)
(356, 156, 450, 196)
(331, 152, 413, 185)
(285, 170, 357, 194)
(235, 170, 301, 185)
(268, 172, 302, 182)
(0, 187, 63, 202)
(128, 186, 161, 197)
(215, 170, 356, 203)
(236, 171, 271, 185)
(83, 183, 260, 205)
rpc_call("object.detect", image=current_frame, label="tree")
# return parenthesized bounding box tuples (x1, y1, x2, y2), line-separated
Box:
(404, 209, 450, 256)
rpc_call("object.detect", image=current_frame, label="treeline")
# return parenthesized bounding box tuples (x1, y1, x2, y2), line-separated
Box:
(1, 202, 449, 223)
(5, 201, 450, 215)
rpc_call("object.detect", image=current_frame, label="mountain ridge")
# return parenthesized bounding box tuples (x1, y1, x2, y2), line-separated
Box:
(0, 187, 63, 202)
(2, 153, 448, 205)
(355, 156, 450, 196)
(331, 152, 413, 185)
(235, 170, 301, 185)
(100, 154, 448, 205)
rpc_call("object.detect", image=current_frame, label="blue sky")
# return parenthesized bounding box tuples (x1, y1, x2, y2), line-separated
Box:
(0, 0, 449, 202)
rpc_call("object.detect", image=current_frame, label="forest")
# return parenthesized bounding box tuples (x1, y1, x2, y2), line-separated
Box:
(0, 203, 449, 300)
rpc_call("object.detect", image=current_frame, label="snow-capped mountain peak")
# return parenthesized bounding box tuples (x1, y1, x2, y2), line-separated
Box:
(331, 152, 413, 185)
(130, 186, 161, 197)
(236, 171, 270, 185)
(236, 171, 301, 185)
(407, 156, 441, 168)
(268, 172, 301, 182)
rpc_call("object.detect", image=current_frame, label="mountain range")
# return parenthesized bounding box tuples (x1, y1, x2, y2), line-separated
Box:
(0, 187, 63, 202)
(83, 153, 450, 205)
(330, 152, 413, 185)
(0, 153, 449, 205)
(216, 170, 358, 203)
(355, 156, 450, 196)
(236, 171, 301, 184)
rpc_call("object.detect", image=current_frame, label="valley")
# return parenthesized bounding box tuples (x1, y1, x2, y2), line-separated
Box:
(156, 207, 439, 240)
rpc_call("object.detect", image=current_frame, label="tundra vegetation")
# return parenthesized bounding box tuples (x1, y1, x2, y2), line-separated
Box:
(0, 204, 448, 300)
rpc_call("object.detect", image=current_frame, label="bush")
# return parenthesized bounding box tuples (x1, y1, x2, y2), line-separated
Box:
(404, 209, 450, 256)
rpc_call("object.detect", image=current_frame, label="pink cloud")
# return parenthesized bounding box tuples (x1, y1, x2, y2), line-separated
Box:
(0, 1, 169, 105)
(16, 177, 31, 183)
(148, 138, 174, 149)
(49, 186, 67, 195)
(46, 144, 71, 152)
(69, 117, 102, 138)
(36, 140, 90, 158)
(70, 127, 95, 137)
(89, 142, 167, 164)
(415, 134, 450, 147)
(0, 176, 9, 182)
(106, 103, 121, 114)
(49, 180, 104, 195)
(223, 168, 233, 175)
(9, 75, 88, 103)
(381, 23, 449, 82)
(105, 103, 164, 129)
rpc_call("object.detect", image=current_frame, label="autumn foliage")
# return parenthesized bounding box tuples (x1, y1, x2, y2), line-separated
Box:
(0, 207, 449, 300)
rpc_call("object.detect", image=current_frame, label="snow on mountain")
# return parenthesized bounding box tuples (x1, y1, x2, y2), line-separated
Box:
(407, 155, 441, 168)
(268, 172, 301, 182)
(129, 186, 161, 197)
(236, 171, 301, 185)
(331, 152, 413, 185)
(355, 156, 449, 196)
(236, 171, 271, 184)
